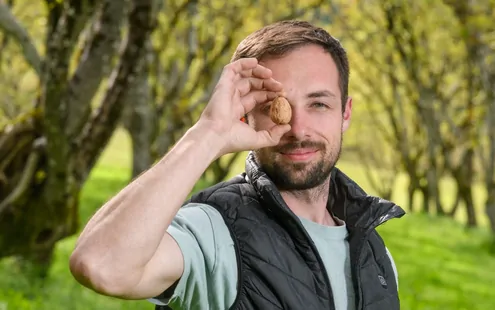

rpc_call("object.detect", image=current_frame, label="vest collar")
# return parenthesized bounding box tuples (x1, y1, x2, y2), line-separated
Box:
(244, 151, 405, 230)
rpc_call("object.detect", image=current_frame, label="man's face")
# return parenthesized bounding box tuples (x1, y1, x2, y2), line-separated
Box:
(249, 44, 352, 190)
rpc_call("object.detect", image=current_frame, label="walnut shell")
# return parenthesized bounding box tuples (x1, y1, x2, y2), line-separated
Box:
(269, 97, 292, 125)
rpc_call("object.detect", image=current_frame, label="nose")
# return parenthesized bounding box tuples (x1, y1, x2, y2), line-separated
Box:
(285, 106, 308, 140)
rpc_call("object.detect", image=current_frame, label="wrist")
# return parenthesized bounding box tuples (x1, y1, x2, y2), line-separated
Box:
(186, 121, 227, 161)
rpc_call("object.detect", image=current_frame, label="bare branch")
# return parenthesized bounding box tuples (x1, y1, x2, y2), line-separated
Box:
(0, 137, 44, 215)
(65, 0, 126, 139)
(75, 0, 156, 182)
(157, 0, 197, 53)
(182, 17, 244, 101)
(0, 1, 41, 75)
(187, 68, 222, 113)
(40, 0, 99, 179)
(479, 47, 495, 185)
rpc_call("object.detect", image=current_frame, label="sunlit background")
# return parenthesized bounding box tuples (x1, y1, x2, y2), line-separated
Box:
(0, 0, 494, 309)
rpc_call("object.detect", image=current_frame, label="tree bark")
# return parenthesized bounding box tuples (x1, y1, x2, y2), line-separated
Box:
(122, 39, 155, 179)
(486, 187, 495, 234)
(0, 0, 155, 275)
(75, 0, 156, 182)
(407, 178, 417, 212)
(448, 148, 478, 227)
(65, 0, 126, 139)
(0, 1, 41, 75)
(419, 184, 430, 214)
(448, 191, 461, 217)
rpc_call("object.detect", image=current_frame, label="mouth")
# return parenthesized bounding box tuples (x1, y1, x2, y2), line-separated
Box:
(279, 148, 319, 161)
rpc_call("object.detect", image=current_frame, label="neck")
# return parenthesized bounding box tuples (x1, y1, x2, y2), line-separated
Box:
(279, 178, 337, 226)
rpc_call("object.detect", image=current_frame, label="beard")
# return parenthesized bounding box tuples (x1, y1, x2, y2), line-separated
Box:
(254, 134, 342, 191)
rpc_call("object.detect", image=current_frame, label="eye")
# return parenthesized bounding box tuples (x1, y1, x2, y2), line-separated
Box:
(312, 102, 328, 109)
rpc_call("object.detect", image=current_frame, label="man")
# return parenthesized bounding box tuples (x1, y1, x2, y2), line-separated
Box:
(69, 20, 405, 310)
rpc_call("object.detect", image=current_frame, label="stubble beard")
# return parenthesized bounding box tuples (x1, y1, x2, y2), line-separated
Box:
(254, 135, 343, 191)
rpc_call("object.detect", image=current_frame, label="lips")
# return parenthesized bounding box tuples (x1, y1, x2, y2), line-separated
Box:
(280, 148, 318, 161)
(281, 148, 317, 155)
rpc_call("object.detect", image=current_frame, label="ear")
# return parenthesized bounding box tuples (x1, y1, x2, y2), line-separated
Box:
(342, 96, 352, 132)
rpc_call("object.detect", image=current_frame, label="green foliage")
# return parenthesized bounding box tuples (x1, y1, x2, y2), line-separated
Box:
(0, 0, 494, 308)
(0, 0, 44, 125)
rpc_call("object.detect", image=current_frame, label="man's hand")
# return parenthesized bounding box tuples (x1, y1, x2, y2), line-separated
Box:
(199, 58, 291, 157)
(69, 58, 290, 300)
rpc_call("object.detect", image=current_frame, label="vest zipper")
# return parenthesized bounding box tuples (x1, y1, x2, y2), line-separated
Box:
(354, 207, 405, 309)
(354, 232, 368, 310)
(305, 230, 336, 309)
(270, 203, 337, 309)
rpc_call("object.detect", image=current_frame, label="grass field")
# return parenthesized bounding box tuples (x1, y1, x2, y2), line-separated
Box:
(1, 129, 494, 309)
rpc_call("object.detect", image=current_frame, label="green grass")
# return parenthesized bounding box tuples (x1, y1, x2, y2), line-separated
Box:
(1, 128, 495, 309)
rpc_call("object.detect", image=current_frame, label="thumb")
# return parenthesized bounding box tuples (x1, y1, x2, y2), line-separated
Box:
(254, 124, 291, 149)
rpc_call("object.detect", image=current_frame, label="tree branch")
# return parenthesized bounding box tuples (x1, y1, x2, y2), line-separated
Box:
(0, 136, 45, 216)
(0, 1, 41, 76)
(40, 0, 98, 180)
(75, 0, 156, 182)
(65, 0, 126, 139)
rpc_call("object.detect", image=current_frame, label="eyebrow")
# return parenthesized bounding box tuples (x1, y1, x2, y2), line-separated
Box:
(306, 90, 337, 99)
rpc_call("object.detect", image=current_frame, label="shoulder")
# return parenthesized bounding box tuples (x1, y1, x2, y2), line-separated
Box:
(367, 230, 399, 289)
(172, 202, 231, 237)
(148, 203, 238, 308)
(188, 175, 256, 202)
(189, 175, 248, 201)
(188, 176, 259, 219)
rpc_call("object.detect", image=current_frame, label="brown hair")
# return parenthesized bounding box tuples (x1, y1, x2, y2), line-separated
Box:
(231, 20, 349, 109)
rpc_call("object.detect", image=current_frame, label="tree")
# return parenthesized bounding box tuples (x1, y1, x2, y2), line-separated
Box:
(330, 0, 495, 231)
(441, 0, 495, 229)
(333, 1, 441, 213)
(0, 0, 156, 275)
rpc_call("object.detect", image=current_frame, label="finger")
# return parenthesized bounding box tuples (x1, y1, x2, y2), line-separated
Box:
(240, 90, 278, 113)
(254, 124, 292, 149)
(239, 65, 273, 79)
(236, 77, 283, 96)
(220, 58, 259, 82)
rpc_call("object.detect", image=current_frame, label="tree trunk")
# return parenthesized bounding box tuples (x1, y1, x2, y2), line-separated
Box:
(122, 39, 154, 179)
(407, 179, 416, 213)
(419, 184, 430, 214)
(460, 184, 477, 228)
(486, 186, 495, 234)
(426, 166, 445, 216)
(450, 167, 478, 228)
(459, 149, 477, 228)
(126, 102, 154, 179)
(448, 190, 461, 217)
(0, 125, 79, 274)
(0, 0, 155, 276)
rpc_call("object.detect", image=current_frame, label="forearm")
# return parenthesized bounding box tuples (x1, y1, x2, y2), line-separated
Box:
(71, 122, 222, 277)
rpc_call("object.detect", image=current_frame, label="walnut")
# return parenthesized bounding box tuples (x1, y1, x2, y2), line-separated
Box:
(269, 96, 292, 125)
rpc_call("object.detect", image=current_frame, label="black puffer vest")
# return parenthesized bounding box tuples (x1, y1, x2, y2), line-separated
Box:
(159, 152, 405, 310)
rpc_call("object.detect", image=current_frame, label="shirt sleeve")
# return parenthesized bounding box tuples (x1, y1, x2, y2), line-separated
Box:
(147, 203, 238, 309)
(385, 247, 399, 290)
